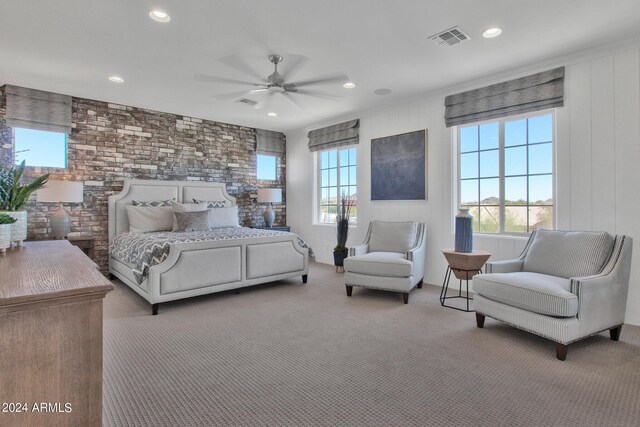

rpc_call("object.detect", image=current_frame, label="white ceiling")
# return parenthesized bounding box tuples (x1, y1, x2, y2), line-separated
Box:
(2, 1, 640, 132)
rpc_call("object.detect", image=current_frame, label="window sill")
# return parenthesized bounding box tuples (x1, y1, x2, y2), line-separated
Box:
(473, 233, 529, 241)
(313, 222, 358, 229)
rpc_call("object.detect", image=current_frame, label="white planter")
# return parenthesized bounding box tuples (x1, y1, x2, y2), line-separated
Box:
(0, 223, 11, 253)
(0, 211, 27, 246)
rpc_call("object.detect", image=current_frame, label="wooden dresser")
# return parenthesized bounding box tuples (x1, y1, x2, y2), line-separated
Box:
(0, 240, 113, 427)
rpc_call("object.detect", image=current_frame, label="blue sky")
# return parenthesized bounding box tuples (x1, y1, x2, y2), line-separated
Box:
(14, 128, 66, 168)
(460, 115, 553, 205)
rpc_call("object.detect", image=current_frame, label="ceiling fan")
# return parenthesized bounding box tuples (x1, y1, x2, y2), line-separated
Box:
(195, 54, 350, 110)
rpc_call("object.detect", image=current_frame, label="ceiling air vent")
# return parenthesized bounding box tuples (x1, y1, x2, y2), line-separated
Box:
(429, 26, 471, 47)
(235, 98, 258, 106)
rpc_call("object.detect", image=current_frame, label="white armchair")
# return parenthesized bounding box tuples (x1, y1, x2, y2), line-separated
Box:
(473, 229, 633, 360)
(344, 221, 427, 304)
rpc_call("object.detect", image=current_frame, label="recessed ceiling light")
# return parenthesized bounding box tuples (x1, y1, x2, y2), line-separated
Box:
(149, 9, 171, 23)
(482, 27, 502, 38)
(108, 75, 124, 83)
(374, 88, 392, 96)
(343, 82, 356, 89)
(267, 112, 278, 117)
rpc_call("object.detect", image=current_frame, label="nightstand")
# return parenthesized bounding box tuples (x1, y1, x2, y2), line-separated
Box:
(253, 226, 291, 232)
(67, 232, 96, 261)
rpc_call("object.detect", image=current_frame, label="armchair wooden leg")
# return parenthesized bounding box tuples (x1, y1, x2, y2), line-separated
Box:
(555, 343, 568, 361)
(416, 278, 423, 289)
(152, 303, 159, 316)
(475, 313, 485, 328)
(345, 285, 353, 297)
(302, 274, 308, 284)
(402, 293, 409, 304)
(610, 326, 622, 341)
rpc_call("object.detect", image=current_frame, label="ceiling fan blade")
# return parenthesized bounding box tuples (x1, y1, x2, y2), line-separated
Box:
(212, 90, 256, 101)
(280, 54, 310, 81)
(249, 88, 269, 93)
(257, 91, 276, 110)
(195, 73, 261, 87)
(281, 92, 304, 111)
(289, 73, 349, 88)
(291, 88, 344, 101)
(218, 55, 265, 81)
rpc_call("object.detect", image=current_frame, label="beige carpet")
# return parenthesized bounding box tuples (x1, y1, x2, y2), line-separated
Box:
(103, 261, 640, 427)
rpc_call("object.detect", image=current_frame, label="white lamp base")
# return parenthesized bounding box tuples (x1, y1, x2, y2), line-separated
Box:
(50, 202, 71, 239)
(263, 203, 275, 227)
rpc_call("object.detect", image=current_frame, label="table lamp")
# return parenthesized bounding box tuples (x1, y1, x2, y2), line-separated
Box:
(36, 180, 84, 239)
(257, 188, 282, 227)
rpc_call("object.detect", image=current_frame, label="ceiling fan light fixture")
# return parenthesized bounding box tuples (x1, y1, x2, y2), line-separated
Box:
(482, 27, 502, 38)
(267, 112, 278, 117)
(342, 82, 356, 89)
(149, 9, 171, 23)
(108, 75, 125, 83)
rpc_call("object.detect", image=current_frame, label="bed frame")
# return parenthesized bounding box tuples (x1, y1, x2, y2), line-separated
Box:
(108, 179, 309, 315)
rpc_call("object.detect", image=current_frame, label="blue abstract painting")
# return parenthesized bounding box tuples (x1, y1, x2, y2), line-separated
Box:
(371, 129, 427, 200)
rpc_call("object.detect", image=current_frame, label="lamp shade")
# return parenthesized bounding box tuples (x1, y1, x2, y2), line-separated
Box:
(36, 180, 84, 203)
(257, 188, 282, 204)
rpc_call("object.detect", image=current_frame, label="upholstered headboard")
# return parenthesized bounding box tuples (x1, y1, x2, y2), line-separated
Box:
(108, 179, 236, 242)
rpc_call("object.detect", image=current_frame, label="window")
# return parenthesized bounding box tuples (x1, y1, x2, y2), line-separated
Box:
(318, 147, 357, 224)
(459, 112, 554, 234)
(14, 128, 67, 168)
(257, 154, 277, 180)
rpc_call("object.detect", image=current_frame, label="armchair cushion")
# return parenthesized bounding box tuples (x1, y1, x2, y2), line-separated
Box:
(522, 229, 614, 279)
(368, 221, 417, 253)
(344, 252, 412, 278)
(473, 272, 578, 317)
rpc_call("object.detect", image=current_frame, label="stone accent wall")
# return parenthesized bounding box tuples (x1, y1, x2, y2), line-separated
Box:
(0, 87, 286, 275)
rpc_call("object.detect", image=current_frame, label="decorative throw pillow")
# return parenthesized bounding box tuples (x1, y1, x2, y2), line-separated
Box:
(132, 198, 175, 207)
(126, 206, 174, 233)
(208, 205, 240, 228)
(171, 201, 208, 231)
(174, 210, 211, 232)
(193, 199, 227, 208)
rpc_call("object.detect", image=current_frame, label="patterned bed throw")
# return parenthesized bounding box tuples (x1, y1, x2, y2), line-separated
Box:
(110, 227, 314, 285)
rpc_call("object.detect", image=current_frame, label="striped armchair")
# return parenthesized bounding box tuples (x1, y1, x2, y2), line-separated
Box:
(473, 229, 633, 361)
(344, 221, 427, 304)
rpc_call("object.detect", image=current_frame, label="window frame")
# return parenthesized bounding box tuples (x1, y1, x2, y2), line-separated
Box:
(12, 127, 68, 169)
(256, 153, 278, 181)
(456, 110, 556, 236)
(315, 146, 357, 225)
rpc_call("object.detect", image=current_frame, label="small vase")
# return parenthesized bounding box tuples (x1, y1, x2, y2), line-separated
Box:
(0, 223, 11, 253)
(455, 208, 473, 253)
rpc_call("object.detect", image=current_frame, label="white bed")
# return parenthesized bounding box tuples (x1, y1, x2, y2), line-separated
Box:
(108, 179, 309, 314)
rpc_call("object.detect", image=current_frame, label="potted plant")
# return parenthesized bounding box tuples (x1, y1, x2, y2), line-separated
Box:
(0, 161, 49, 246)
(333, 194, 354, 270)
(0, 213, 17, 253)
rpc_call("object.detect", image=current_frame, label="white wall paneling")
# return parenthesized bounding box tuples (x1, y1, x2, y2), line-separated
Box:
(286, 44, 640, 325)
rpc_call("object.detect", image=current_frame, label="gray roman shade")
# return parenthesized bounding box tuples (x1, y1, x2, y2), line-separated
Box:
(308, 119, 359, 152)
(444, 67, 564, 127)
(4, 85, 72, 134)
(256, 129, 285, 155)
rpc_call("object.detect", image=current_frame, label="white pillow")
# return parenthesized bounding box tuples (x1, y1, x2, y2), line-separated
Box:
(126, 205, 174, 234)
(208, 206, 240, 228)
(171, 202, 208, 231)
